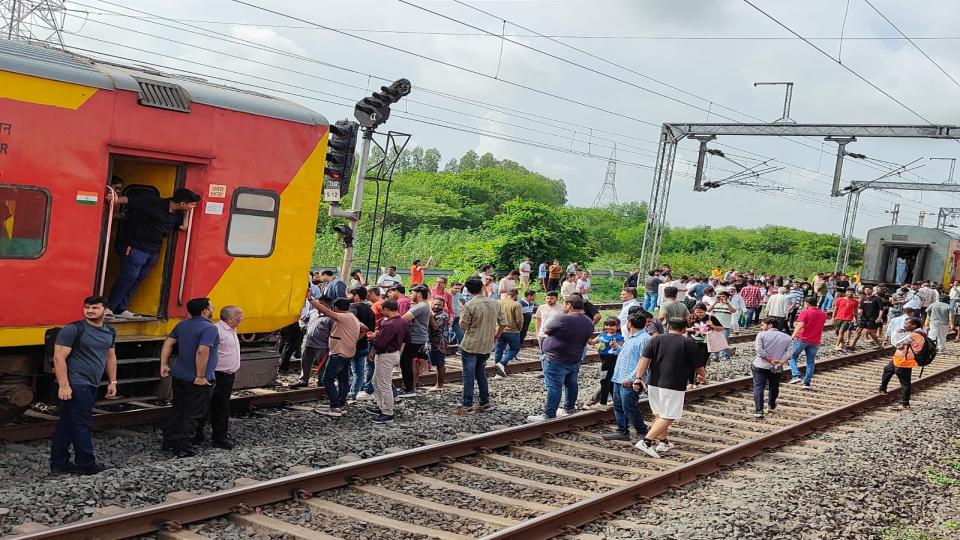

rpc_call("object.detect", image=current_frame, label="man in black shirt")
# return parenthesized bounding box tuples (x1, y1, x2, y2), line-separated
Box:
(347, 286, 376, 401)
(106, 188, 200, 318)
(632, 317, 706, 458)
(850, 287, 884, 349)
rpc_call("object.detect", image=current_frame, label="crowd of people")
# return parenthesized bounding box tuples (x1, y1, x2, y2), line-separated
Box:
(47, 260, 952, 473)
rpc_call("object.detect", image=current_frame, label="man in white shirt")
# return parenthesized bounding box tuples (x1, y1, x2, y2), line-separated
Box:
(519, 258, 533, 289)
(196, 305, 243, 449)
(376, 266, 402, 290)
(618, 288, 640, 328)
(884, 306, 913, 346)
(765, 287, 792, 332)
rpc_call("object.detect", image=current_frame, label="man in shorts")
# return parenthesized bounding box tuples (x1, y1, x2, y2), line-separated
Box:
(831, 289, 859, 351)
(850, 287, 883, 350)
(632, 317, 706, 458)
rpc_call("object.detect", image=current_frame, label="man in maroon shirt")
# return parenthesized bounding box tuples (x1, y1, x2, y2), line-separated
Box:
(367, 300, 410, 423)
(787, 297, 828, 389)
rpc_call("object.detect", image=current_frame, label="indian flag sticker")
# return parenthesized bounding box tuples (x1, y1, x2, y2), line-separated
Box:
(76, 191, 98, 205)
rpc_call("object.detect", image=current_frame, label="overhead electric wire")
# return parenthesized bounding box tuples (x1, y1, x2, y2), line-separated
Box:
(66, 1, 951, 216)
(742, 0, 934, 124)
(863, 0, 960, 91)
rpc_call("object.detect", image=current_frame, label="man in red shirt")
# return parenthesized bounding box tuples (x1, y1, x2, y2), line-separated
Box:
(831, 289, 859, 351)
(786, 297, 828, 389)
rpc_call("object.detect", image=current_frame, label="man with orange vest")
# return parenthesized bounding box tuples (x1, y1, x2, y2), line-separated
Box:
(878, 316, 923, 410)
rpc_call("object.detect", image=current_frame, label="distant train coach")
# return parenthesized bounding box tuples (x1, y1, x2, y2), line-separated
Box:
(0, 39, 329, 423)
(860, 225, 960, 288)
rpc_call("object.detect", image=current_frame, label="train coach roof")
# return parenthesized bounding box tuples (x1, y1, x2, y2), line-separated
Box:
(0, 39, 328, 127)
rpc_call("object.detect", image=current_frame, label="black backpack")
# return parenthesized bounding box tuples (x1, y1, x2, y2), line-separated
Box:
(913, 330, 937, 367)
(44, 321, 117, 368)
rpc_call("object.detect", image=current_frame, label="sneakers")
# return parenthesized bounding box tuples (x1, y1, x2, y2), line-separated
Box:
(76, 464, 108, 475)
(289, 381, 308, 389)
(495, 363, 507, 377)
(472, 404, 493, 413)
(526, 414, 546, 423)
(212, 439, 234, 450)
(365, 405, 382, 415)
(173, 447, 197, 458)
(801, 384, 812, 391)
(635, 439, 661, 458)
(891, 403, 910, 411)
(769, 404, 777, 413)
(117, 310, 143, 319)
(426, 386, 444, 393)
(356, 391, 374, 401)
(753, 410, 764, 418)
(788, 377, 802, 384)
(450, 406, 474, 415)
(398, 391, 417, 398)
(371, 413, 395, 424)
(602, 432, 630, 441)
(655, 441, 675, 454)
(877, 387, 887, 395)
(321, 407, 346, 417)
(586, 403, 609, 411)
(557, 408, 575, 417)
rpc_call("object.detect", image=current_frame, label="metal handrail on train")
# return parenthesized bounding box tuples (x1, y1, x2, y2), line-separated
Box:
(177, 207, 195, 306)
(98, 186, 117, 296)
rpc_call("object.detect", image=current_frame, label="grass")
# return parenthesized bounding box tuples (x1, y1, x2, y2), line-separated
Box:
(926, 468, 960, 488)
(880, 526, 942, 540)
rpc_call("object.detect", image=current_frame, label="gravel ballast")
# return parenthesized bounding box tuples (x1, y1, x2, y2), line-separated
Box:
(578, 378, 960, 540)
(0, 327, 858, 535)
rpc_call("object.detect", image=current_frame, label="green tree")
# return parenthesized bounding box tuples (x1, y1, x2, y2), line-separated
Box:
(487, 199, 587, 270)
(421, 148, 441, 172)
(460, 150, 479, 170)
(478, 152, 498, 168)
(443, 158, 459, 173)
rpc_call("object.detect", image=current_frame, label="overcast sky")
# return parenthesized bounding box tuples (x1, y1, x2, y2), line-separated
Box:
(53, 0, 960, 236)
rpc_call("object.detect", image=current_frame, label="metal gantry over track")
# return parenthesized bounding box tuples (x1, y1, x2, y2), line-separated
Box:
(639, 122, 960, 272)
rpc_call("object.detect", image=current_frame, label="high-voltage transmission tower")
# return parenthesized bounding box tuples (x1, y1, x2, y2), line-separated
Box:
(1, 0, 66, 45)
(592, 144, 618, 207)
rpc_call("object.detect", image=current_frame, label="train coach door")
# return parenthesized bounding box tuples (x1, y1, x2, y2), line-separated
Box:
(97, 155, 186, 320)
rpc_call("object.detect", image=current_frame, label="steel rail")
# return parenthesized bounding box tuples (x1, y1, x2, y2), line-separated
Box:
(483, 359, 960, 540)
(8, 347, 890, 540)
(0, 324, 826, 443)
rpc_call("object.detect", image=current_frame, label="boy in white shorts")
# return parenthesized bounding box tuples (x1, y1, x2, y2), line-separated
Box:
(633, 317, 706, 458)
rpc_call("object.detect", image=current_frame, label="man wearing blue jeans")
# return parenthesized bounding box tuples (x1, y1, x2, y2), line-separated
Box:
(527, 295, 595, 422)
(307, 297, 369, 417)
(602, 312, 650, 440)
(50, 295, 117, 474)
(786, 297, 828, 389)
(453, 277, 506, 414)
(347, 286, 376, 401)
(106, 187, 199, 318)
(494, 288, 524, 377)
(642, 271, 661, 312)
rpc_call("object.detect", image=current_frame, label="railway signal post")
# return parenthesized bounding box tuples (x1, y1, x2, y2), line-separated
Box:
(330, 79, 411, 280)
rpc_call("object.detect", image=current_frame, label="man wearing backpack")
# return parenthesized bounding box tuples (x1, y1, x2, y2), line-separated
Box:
(879, 317, 930, 410)
(50, 295, 117, 475)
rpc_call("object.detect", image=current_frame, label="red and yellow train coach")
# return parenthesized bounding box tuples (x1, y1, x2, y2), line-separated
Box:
(0, 39, 330, 423)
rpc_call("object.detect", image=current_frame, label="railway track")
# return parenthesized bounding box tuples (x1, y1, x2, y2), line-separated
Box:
(0, 324, 810, 443)
(12, 343, 956, 540)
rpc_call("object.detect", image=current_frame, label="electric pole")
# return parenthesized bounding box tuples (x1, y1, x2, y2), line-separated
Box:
(886, 203, 900, 225)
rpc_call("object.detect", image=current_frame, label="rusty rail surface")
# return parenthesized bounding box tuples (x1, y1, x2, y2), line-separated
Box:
(483, 358, 960, 539)
(8, 346, 893, 540)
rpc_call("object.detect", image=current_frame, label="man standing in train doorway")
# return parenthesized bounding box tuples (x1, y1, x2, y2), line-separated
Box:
(105, 186, 200, 318)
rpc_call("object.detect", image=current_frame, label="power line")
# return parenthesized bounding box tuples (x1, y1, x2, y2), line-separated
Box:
(68, 1, 955, 214)
(863, 0, 960, 91)
(58, 12, 960, 40)
(742, 0, 934, 124)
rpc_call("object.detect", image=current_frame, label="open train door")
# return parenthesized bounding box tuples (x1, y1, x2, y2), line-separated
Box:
(96, 156, 189, 321)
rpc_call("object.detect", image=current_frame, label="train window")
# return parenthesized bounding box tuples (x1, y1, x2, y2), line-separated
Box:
(0, 185, 50, 259)
(226, 188, 279, 257)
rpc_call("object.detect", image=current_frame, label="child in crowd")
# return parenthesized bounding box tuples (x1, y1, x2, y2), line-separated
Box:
(587, 318, 624, 409)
